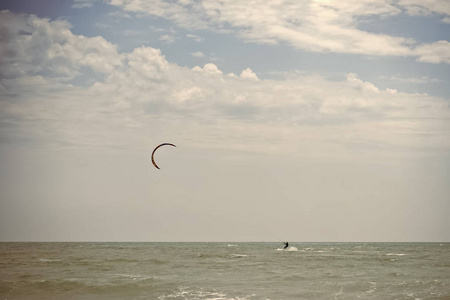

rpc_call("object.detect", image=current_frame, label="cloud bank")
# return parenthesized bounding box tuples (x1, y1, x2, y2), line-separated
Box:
(1, 10, 449, 161)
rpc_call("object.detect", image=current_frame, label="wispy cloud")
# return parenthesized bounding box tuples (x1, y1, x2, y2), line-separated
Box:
(380, 75, 441, 84)
(159, 34, 176, 43)
(107, 0, 450, 64)
(122, 29, 142, 36)
(72, 0, 97, 9)
(186, 33, 203, 42)
(191, 51, 204, 58)
(398, 0, 450, 16)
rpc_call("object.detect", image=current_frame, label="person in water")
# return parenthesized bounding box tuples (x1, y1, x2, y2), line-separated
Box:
(283, 242, 289, 249)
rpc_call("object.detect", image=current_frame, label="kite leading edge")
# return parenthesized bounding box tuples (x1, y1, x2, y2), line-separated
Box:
(151, 143, 176, 169)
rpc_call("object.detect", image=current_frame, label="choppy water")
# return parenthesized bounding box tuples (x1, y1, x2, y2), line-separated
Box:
(1, 242, 449, 299)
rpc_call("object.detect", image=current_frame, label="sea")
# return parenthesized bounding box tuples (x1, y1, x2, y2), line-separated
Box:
(1, 242, 449, 299)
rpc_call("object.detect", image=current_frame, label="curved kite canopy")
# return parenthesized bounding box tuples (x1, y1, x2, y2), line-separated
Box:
(151, 143, 176, 169)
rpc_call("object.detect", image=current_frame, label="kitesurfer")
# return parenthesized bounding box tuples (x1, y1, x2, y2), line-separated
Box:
(283, 242, 289, 249)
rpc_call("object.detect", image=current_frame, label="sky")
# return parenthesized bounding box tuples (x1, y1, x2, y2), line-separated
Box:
(0, 0, 449, 242)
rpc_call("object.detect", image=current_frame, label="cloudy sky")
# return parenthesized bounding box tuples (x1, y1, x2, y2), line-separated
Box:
(0, 0, 449, 242)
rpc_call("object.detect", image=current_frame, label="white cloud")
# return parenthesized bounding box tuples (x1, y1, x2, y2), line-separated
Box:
(226, 72, 238, 78)
(346, 73, 379, 93)
(172, 86, 205, 103)
(0, 10, 122, 81)
(191, 51, 205, 58)
(414, 41, 450, 64)
(106, 0, 450, 63)
(192, 63, 223, 76)
(240, 68, 259, 81)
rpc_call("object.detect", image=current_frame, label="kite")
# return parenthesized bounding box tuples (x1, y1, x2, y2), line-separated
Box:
(151, 143, 176, 169)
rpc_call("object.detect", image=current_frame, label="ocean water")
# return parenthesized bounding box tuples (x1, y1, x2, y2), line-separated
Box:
(0, 242, 449, 299)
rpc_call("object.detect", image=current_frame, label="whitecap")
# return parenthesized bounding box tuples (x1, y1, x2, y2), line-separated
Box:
(276, 247, 298, 251)
(39, 258, 63, 262)
(386, 253, 407, 256)
(231, 254, 248, 258)
(113, 273, 147, 280)
(158, 286, 253, 300)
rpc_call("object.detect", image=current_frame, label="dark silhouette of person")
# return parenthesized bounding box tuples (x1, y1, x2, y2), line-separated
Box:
(283, 242, 289, 249)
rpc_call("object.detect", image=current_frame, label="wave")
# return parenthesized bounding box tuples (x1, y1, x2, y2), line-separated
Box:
(110, 273, 157, 283)
(158, 286, 255, 300)
(38, 258, 63, 263)
(231, 254, 248, 258)
(2, 275, 160, 296)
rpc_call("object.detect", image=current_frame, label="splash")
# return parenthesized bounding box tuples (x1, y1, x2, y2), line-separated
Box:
(276, 247, 298, 252)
